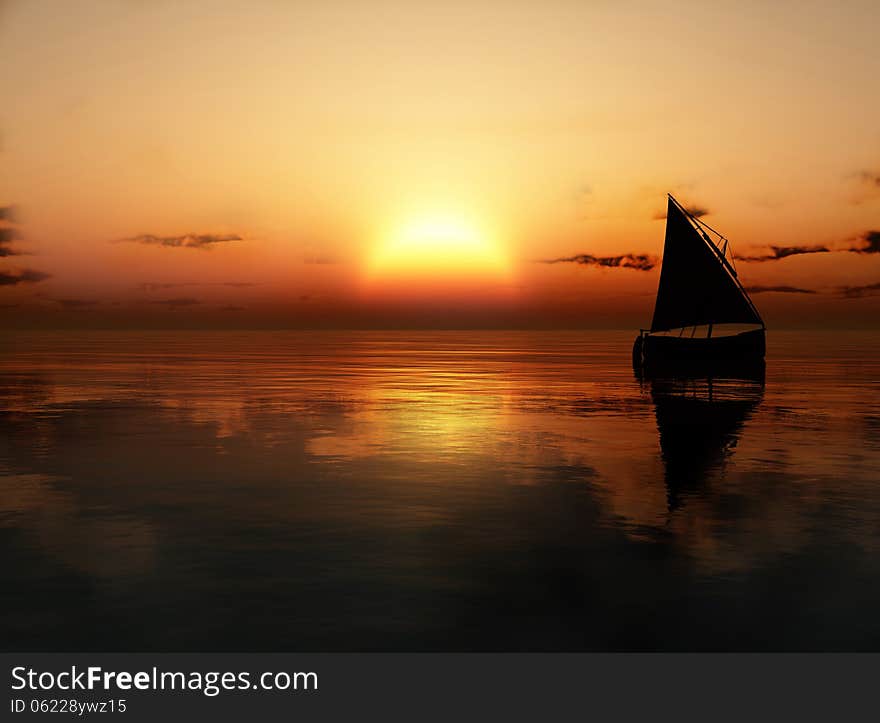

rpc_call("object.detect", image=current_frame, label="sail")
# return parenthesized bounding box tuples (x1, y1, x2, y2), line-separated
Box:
(650, 198, 762, 333)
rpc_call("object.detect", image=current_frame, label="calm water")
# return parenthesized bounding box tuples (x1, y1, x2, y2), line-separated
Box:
(1, 330, 879, 651)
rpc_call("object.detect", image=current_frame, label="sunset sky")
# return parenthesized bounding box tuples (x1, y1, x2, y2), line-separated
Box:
(1, 0, 878, 328)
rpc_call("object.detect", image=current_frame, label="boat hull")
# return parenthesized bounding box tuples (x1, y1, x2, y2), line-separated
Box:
(633, 328, 765, 374)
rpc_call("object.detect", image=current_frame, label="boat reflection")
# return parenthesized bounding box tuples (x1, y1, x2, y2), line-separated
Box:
(639, 363, 765, 511)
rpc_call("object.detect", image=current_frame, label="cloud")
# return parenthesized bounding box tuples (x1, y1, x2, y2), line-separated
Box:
(838, 282, 880, 299)
(744, 285, 817, 295)
(572, 184, 594, 213)
(0, 205, 19, 222)
(0, 226, 23, 256)
(855, 170, 880, 188)
(118, 233, 243, 250)
(219, 305, 246, 312)
(139, 280, 259, 291)
(139, 282, 189, 292)
(53, 298, 100, 310)
(738, 245, 830, 262)
(848, 170, 880, 204)
(538, 253, 657, 271)
(653, 205, 709, 220)
(303, 254, 338, 265)
(848, 230, 880, 254)
(148, 297, 201, 308)
(739, 232, 879, 261)
(751, 193, 786, 210)
(0, 268, 51, 286)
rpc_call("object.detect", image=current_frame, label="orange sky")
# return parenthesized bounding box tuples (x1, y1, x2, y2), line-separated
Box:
(1, 0, 878, 328)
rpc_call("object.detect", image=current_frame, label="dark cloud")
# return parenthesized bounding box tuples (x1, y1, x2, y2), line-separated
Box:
(119, 233, 243, 250)
(148, 297, 201, 308)
(0, 226, 25, 258)
(744, 285, 817, 295)
(653, 205, 709, 220)
(848, 171, 880, 204)
(738, 245, 830, 262)
(0, 226, 23, 256)
(0, 205, 20, 222)
(53, 298, 100, 310)
(0, 269, 51, 286)
(539, 253, 657, 271)
(739, 233, 879, 260)
(855, 171, 880, 189)
(139, 282, 190, 292)
(751, 194, 786, 210)
(848, 231, 880, 255)
(303, 254, 338, 265)
(838, 282, 880, 299)
(219, 305, 246, 312)
(139, 280, 259, 291)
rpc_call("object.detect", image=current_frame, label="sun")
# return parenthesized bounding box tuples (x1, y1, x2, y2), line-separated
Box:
(365, 214, 511, 282)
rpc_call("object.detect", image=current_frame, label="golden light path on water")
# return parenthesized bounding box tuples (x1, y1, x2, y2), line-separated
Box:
(2, 330, 880, 649)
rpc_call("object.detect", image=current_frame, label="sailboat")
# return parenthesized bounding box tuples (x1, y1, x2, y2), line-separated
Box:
(633, 195, 765, 372)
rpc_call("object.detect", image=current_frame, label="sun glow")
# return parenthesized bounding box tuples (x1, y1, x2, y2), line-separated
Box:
(366, 214, 512, 282)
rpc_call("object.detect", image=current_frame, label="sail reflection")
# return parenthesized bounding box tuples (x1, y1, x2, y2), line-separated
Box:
(643, 365, 764, 511)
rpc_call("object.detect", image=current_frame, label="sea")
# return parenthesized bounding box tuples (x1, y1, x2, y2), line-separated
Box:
(1, 329, 879, 650)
